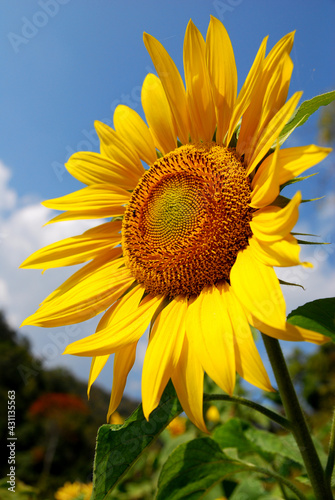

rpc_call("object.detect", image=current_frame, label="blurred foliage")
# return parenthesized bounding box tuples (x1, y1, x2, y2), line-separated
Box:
(0, 311, 334, 499)
(0, 312, 138, 499)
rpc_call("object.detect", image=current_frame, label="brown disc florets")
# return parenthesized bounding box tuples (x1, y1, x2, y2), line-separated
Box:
(122, 143, 253, 297)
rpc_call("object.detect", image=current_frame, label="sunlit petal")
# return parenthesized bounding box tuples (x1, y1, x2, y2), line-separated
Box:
(250, 191, 301, 242)
(172, 333, 207, 433)
(184, 20, 215, 142)
(230, 247, 286, 330)
(142, 74, 177, 154)
(107, 342, 137, 421)
(142, 297, 187, 419)
(206, 16, 237, 143)
(144, 33, 190, 144)
(186, 285, 236, 395)
(114, 105, 157, 166)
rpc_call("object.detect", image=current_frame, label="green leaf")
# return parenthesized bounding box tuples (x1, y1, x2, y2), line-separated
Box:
(296, 239, 329, 245)
(279, 90, 335, 144)
(291, 232, 320, 237)
(279, 279, 305, 290)
(245, 427, 304, 468)
(213, 418, 256, 455)
(213, 418, 304, 467)
(291, 232, 329, 246)
(156, 437, 249, 500)
(272, 194, 322, 209)
(229, 477, 277, 500)
(157, 435, 307, 500)
(287, 297, 335, 342)
(92, 381, 182, 500)
(280, 172, 318, 190)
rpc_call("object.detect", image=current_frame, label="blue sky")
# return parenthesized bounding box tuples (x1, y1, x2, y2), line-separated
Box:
(0, 1, 334, 401)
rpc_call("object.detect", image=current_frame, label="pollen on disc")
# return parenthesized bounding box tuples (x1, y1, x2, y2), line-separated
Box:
(122, 143, 253, 298)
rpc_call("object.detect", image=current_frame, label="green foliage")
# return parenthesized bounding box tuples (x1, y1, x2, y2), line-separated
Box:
(155, 435, 307, 500)
(92, 381, 182, 499)
(0, 478, 37, 500)
(0, 312, 138, 499)
(288, 343, 335, 429)
(156, 437, 248, 500)
(287, 298, 335, 342)
(213, 418, 303, 467)
(279, 90, 335, 144)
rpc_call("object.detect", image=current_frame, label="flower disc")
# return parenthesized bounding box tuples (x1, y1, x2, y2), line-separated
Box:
(122, 144, 253, 297)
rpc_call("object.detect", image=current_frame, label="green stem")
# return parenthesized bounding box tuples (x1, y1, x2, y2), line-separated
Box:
(325, 406, 335, 487)
(204, 393, 291, 430)
(261, 334, 333, 500)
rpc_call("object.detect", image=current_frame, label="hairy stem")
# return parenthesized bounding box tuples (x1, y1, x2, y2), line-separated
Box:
(204, 393, 291, 430)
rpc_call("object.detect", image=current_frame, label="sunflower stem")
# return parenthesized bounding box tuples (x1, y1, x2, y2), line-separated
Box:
(261, 334, 333, 500)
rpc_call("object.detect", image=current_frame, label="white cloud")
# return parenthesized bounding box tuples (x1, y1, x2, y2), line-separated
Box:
(0, 278, 10, 306)
(0, 160, 100, 373)
(0, 160, 17, 210)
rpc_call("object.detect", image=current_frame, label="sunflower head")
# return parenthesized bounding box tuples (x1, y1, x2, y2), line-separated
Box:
(21, 16, 331, 432)
(123, 143, 253, 297)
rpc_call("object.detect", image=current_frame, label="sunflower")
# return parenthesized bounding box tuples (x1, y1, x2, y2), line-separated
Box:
(21, 17, 331, 432)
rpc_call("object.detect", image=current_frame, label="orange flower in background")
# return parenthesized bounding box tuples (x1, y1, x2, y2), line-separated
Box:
(29, 393, 88, 417)
(21, 16, 331, 432)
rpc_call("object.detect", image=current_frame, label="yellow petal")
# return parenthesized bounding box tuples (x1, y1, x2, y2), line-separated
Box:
(107, 342, 137, 421)
(142, 297, 187, 419)
(221, 283, 273, 392)
(64, 286, 164, 356)
(172, 333, 207, 433)
(278, 145, 332, 185)
(186, 285, 235, 395)
(113, 105, 157, 165)
(227, 36, 268, 146)
(20, 221, 122, 269)
(42, 184, 130, 217)
(250, 142, 280, 208)
(141, 74, 177, 155)
(143, 33, 190, 144)
(22, 265, 133, 328)
(246, 91, 302, 175)
(264, 31, 294, 65)
(250, 191, 301, 242)
(87, 355, 109, 398)
(250, 315, 330, 345)
(206, 16, 237, 144)
(46, 208, 125, 224)
(238, 32, 294, 158)
(230, 247, 286, 330)
(183, 20, 215, 142)
(94, 120, 144, 175)
(65, 151, 141, 190)
(248, 234, 310, 268)
(42, 250, 123, 304)
(253, 53, 293, 145)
